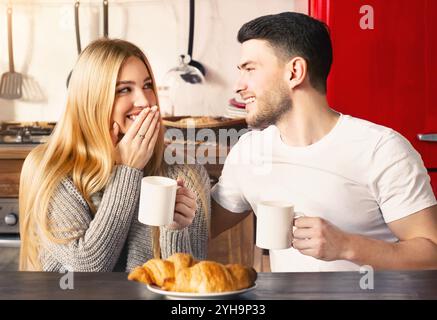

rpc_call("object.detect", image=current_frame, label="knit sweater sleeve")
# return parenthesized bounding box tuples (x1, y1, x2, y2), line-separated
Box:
(125, 164, 210, 271)
(40, 165, 143, 272)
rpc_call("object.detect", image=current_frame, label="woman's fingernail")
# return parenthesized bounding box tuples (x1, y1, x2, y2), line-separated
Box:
(151, 105, 158, 112)
(141, 108, 150, 117)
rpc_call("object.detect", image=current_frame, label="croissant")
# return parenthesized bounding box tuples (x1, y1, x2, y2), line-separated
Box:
(128, 253, 257, 293)
(127, 258, 174, 287)
(166, 252, 197, 272)
(225, 264, 258, 291)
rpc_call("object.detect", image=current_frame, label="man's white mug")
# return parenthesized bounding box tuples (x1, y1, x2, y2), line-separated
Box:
(138, 176, 177, 226)
(256, 201, 294, 250)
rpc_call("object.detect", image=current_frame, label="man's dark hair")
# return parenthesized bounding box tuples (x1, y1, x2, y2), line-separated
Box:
(238, 12, 332, 94)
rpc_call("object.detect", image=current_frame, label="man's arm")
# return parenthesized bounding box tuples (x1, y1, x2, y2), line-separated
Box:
(293, 205, 437, 270)
(210, 198, 251, 239)
(347, 205, 437, 269)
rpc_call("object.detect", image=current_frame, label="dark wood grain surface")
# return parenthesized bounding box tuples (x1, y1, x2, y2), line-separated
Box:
(1, 271, 436, 300)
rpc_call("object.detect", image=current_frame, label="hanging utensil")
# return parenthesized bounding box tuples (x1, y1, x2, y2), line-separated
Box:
(168, 0, 205, 85)
(0, 3, 23, 99)
(185, 0, 205, 82)
(170, 54, 204, 85)
(74, 1, 82, 54)
(103, 0, 108, 38)
(21, 74, 46, 102)
(66, 1, 81, 88)
(160, 0, 206, 116)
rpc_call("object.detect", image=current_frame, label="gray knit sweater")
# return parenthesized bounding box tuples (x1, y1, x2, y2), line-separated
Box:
(39, 164, 210, 272)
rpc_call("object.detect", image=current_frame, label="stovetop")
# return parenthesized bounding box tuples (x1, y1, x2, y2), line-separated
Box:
(0, 122, 55, 145)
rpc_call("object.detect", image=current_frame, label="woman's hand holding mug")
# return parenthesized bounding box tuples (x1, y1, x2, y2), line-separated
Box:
(167, 178, 197, 230)
(138, 177, 197, 230)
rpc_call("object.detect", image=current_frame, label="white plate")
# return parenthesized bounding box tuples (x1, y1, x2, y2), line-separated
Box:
(147, 283, 257, 300)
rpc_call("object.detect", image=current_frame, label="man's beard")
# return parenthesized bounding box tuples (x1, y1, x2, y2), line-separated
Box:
(246, 81, 291, 129)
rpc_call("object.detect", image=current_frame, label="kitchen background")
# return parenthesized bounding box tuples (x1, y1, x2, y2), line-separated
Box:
(0, 0, 305, 272)
(0, 0, 306, 121)
(1, 0, 436, 271)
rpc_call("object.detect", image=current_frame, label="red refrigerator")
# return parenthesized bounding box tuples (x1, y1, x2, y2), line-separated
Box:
(309, 0, 437, 195)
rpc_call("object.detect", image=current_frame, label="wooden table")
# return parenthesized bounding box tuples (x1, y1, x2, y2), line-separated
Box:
(1, 271, 436, 300)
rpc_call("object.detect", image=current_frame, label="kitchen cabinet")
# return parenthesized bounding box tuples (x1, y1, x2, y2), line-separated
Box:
(0, 159, 24, 198)
(310, 0, 437, 195)
(0, 148, 26, 271)
(0, 145, 33, 198)
(0, 146, 33, 197)
(207, 211, 255, 268)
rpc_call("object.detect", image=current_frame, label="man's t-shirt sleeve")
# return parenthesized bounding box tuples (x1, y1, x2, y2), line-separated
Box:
(369, 130, 437, 223)
(211, 141, 252, 213)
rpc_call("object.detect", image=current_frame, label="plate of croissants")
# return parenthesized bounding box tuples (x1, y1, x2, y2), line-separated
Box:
(128, 253, 257, 299)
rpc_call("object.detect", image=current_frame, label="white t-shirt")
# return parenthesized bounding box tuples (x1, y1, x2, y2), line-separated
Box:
(211, 114, 437, 272)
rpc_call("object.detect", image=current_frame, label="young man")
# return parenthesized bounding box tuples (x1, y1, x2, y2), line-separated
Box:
(211, 12, 437, 272)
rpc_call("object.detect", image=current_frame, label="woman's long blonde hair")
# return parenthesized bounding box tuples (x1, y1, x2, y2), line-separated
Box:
(19, 39, 166, 270)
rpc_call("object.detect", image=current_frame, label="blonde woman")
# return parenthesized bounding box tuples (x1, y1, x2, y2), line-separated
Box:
(19, 39, 210, 272)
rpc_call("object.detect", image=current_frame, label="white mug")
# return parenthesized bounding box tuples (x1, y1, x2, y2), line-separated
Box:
(256, 201, 294, 250)
(138, 176, 177, 226)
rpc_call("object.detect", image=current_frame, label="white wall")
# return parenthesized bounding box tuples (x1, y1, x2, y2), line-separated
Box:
(0, 0, 307, 121)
